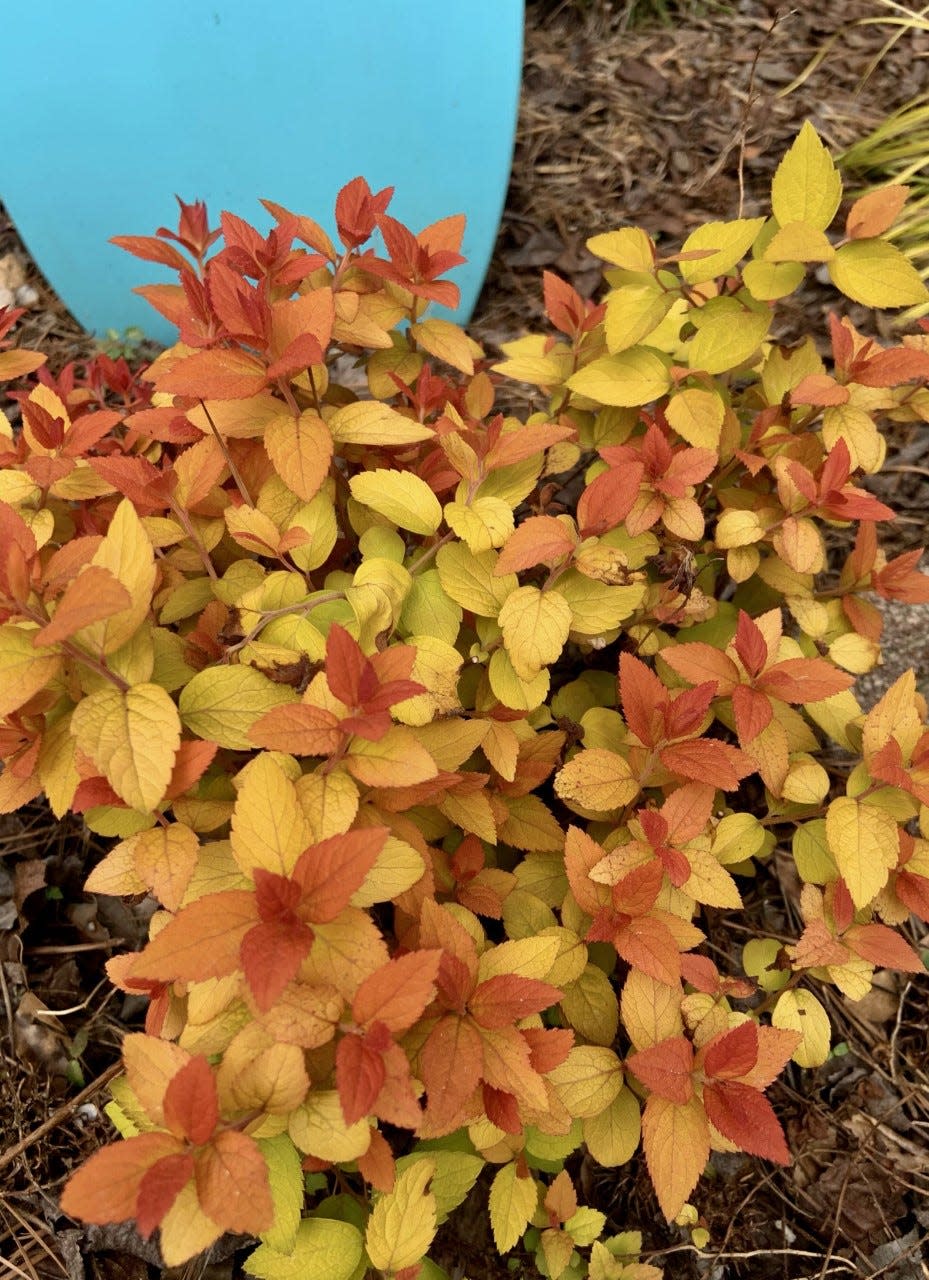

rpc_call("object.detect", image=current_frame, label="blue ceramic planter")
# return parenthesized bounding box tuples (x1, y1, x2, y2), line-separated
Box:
(5, 1, 523, 344)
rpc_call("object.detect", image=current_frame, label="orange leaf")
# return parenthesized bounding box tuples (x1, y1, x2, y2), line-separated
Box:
(194, 1130, 274, 1234)
(845, 185, 909, 240)
(264, 410, 333, 501)
(136, 1152, 195, 1237)
(494, 517, 576, 575)
(33, 566, 131, 647)
(155, 348, 269, 399)
(702, 1081, 790, 1163)
(294, 828, 389, 923)
(60, 1132, 182, 1226)
(336, 1032, 387, 1124)
(627, 1036, 695, 1104)
(250, 703, 342, 755)
(352, 950, 442, 1033)
(468, 975, 562, 1030)
(129, 891, 256, 984)
(641, 1094, 709, 1221)
(421, 1015, 484, 1132)
(659, 739, 751, 790)
(660, 643, 739, 694)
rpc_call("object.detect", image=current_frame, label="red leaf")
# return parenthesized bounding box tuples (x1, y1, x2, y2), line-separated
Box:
(468, 975, 562, 1030)
(732, 685, 773, 743)
(162, 1055, 219, 1144)
(734, 612, 767, 677)
(356, 1127, 396, 1193)
(136, 1152, 195, 1237)
(627, 1036, 695, 1104)
(577, 464, 644, 536)
(240, 918, 314, 1012)
(336, 1033, 387, 1124)
(483, 1084, 522, 1133)
(702, 1080, 790, 1163)
(702, 1020, 759, 1081)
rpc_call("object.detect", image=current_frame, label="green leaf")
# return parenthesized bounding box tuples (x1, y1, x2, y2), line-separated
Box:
(244, 1218, 363, 1280)
(828, 239, 929, 308)
(771, 121, 842, 232)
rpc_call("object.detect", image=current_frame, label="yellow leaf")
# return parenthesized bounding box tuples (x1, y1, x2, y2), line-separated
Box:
(396, 1150, 484, 1225)
(547, 1046, 624, 1119)
(489, 1161, 539, 1252)
(772, 989, 831, 1067)
(248, 1206, 362, 1279)
(781, 754, 830, 806)
(555, 747, 639, 812)
(288, 1090, 371, 1162)
(825, 795, 898, 908)
(286, 492, 339, 573)
(345, 726, 437, 788)
(682, 846, 742, 908)
(350, 468, 442, 535)
(604, 284, 674, 354)
(715, 509, 765, 549)
(498, 586, 572, 681)
(620, 970, 684, 1050)
(763, 221, 835, 263)
(665, 389, 724, 449)
(329, 400, 434, 446)
(0, 625, 62, 717)
(351, 834, 425, 906)
(557, 571, 646, 637)
(828, 632, 879, 675)
(410, 317, 477, 374)
(436, 543, 517, 617)
(742, 258, 805, 300)
(771, 121, 842, 232)
(399, 570, 463, 646)
(264, 410, 332, 501)
(641, 1095, 709, 1222)
(37, 711, 79, 817)
(587, 228, 655, 271)
(366, 1158, 437, 1274)
(84, 835, 147, 897)
(679, 217, 765, 284)
(444, 496, 514, 552)
(688, 300, 770, 375)
(231, 753, 311, 876)
(158, 1181, 223, 1268)
(81, 499, 157, 655)
(294, 769, 359, 841)
(492, 335, 573, 387)
(181, 665, 297, 750)
(488, 649, 551, 713)
(582, 1086, 641, 1167)
(132, 823, 200, 911)
(187, 393, 284, 439)
(567, 347, 671, 407)
(828, 239, 929, 308)
(477, 934, 562, 984)
(71, 684, 180, 811)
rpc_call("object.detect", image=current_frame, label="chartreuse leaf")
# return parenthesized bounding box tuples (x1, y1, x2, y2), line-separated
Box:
(582, 1086, 641, 1167)
(828, 239, 929, 308)
(245, 1217, 363, 1280)
(489, 1161, 539, 1252)
(771, 121, 842, 232)
(349, 468, 442, 535)
(365, 1158, 437, 1274)
(678, 218, 765, 284)
(604, 285, 673, 354)
(772, 989, 831, 1067)
(256, 1134, 304, 1254)
(180, 665, 297, 750)
(395, 1149, 483, 1224)
(567, 347, 671, 407)
(71, 684, 180, 812)
(687, 299, 770, 375)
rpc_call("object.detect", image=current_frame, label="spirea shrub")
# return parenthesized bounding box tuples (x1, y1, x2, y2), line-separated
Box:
(1, 123, 928, 1279)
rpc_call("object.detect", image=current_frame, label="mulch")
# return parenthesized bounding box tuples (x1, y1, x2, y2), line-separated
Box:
(2, 2, 929, 1277)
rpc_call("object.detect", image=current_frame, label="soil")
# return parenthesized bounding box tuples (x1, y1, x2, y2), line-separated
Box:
(1, 3, 929, 1278)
